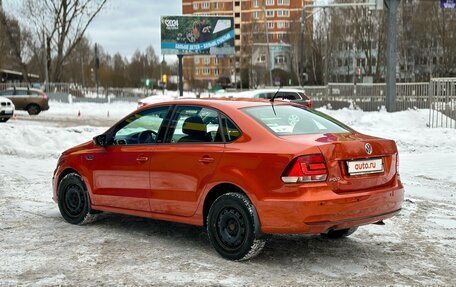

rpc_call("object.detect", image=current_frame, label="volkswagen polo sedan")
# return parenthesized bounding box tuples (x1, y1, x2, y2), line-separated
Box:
(53, 99, 404, 261)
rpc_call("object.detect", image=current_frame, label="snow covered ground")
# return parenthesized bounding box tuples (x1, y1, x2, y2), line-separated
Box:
(1, 103, 455, 286)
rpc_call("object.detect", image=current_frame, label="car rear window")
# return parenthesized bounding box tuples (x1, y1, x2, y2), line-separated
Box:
(242, 105, 351, 135)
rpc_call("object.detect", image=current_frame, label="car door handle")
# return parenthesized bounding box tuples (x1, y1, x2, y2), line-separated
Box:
(199, 156, 214, 164)
(136, 156, 149, 163)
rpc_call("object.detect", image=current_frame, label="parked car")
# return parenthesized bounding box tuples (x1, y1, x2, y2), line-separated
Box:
(0, 87, 49, 115)
(53, 99, 403, 260)
(137, 94, 178, 109)
(233, 88, 312, 107)
(0, 96, 15, 122)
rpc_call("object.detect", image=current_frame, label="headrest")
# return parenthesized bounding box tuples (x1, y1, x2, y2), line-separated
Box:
(182, 116, 207, 137)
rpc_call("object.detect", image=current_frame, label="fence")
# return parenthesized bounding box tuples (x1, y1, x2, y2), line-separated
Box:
(1, 80, 455, 128)
(0, 82, 147, 104)
(429, 78, 456, 129)
(304, 82, 430, 111)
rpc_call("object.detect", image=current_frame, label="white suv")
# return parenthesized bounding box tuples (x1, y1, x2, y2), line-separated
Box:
(229, 88, 312, 107)
(0, 96, 15, 122)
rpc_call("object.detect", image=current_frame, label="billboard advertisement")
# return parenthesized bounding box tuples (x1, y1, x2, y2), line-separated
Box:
(441, 0, 456, 8)
(161, 16, 235, 55)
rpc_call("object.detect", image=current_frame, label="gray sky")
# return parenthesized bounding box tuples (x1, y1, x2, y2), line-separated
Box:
(85, 0, 182, 61)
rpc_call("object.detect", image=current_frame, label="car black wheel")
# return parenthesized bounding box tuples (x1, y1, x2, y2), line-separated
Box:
(27, 104, 41, 115)
(58, 173, 96, 225)
(321, 227, 358, 239)
(207, 192, 265, 261)
(0, 117, 9, 122)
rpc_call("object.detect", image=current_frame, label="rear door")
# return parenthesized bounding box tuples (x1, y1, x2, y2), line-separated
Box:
(148, 105, 225, 216)
(14, 89, 29, 110)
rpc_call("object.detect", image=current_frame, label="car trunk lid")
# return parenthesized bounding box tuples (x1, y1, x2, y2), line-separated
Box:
(281, 132, 398, 192)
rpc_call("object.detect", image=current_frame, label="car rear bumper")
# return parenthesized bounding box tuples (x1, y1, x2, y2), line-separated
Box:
(41, 102, 50, 111)
(256, 182, 404, 234)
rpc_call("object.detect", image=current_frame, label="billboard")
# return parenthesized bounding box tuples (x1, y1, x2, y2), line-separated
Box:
(161, 16, 235, 55)
(441, 0, 456, 8)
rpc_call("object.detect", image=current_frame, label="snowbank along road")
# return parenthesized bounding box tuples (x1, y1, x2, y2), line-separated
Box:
(1, 102, 455, 286)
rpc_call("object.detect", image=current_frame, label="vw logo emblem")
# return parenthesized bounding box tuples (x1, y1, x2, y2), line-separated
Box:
(365, 143, 373, 155)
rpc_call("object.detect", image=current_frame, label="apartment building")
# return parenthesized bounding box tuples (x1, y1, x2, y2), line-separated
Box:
(182, 0, 313, 88)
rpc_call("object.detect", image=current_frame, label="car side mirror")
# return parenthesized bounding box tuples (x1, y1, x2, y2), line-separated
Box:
(93, 134, 107, 147)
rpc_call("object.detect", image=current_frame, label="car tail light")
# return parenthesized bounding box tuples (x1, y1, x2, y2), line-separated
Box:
(396, 153, 400, 174)
(308, 100, 312, 108)
(41, 93, 48, 100)
(281, 154, 327, 183)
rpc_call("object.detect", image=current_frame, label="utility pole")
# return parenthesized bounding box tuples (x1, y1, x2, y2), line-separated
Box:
(263, 2, 273, 86)
(385, 0, 399, 112)
(178, 55, 183, 97)
(94, 43, 99, 97)
(299, 8, 306, 86)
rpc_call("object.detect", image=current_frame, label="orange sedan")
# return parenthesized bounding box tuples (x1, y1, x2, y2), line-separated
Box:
(53, 99, 404, 260)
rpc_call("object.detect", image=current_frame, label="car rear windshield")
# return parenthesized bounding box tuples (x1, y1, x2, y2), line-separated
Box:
(242, 105, 351, 135)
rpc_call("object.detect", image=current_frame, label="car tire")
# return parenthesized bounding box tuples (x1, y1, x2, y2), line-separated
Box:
(26, 104, 41, 115)
(58, 173, 97, 225)
(0, 117, 9, 122)
(207, 192, 265, 261)
(321, 227, 358, 239)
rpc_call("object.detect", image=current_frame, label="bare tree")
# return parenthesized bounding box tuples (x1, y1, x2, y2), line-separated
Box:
(0, 6, 32, 82)
(23, 0, 108, 82)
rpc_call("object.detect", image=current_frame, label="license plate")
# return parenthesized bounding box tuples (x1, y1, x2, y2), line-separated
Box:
(347, 158, 383, 175)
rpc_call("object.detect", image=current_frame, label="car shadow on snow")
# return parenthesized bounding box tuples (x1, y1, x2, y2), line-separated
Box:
(78, 212, 386, 263)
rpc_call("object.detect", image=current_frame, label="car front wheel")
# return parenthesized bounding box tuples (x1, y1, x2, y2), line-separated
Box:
(58, 173, 96, 225)
(207, 192, 265, 261)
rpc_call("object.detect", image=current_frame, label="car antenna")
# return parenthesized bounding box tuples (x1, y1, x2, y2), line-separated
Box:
(270, 86, 281, 116)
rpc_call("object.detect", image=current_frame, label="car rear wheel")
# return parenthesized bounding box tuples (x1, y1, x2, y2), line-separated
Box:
(321, 227, 358, 239)
(0, 117, 9, 122)
(58, 173, 97, 225)
(207, 192, 265, 261)
(26, 104, 41, 115)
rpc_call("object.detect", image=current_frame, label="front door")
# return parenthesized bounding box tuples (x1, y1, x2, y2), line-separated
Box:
(88, 105, 171, 211)
(149, 105, 225, 217)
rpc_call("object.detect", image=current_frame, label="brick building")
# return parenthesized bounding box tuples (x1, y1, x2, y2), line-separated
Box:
(182, 0, 313, 89)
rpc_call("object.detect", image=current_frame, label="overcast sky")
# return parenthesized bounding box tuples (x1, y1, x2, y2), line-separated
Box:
(85, 0, 182, 61)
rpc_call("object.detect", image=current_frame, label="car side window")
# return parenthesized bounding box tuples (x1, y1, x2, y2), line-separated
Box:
(1, 90, 13, 96)
(299, 92, 309, 100)
(16, 89, 28, 96)
(112, 106, 170, 145)
(166, 106, 223, 143)
(278, 92, 298, 100)
(222, 116, 242, 142)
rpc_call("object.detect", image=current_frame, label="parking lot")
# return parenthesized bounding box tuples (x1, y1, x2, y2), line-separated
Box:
(1, 103, 455, 286)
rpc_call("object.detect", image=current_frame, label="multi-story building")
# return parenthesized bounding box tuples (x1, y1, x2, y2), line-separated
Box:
(182, 0, 313, 89)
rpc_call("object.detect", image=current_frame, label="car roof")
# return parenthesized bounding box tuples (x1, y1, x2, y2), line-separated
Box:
(139, 98, 291, 111)
(5, 87, 42, 92)
(247, 88, 304, 93)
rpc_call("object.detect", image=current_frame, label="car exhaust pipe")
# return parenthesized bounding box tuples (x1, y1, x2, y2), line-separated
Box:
(373, 220, 385, 225)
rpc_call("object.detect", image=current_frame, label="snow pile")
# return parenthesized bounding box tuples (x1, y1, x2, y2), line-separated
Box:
(0, 121, 105, 158)
(14, 101, 138, 120)
(321, 107, 456, 154)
